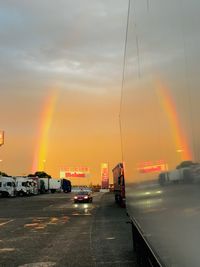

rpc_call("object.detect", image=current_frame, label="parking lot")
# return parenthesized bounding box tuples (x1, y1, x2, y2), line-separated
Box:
(0, 192, 137, 267)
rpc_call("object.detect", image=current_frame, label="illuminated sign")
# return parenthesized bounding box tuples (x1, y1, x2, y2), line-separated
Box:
(65, 167, 89, 172)
(138, 160, 167, 174)
(60, 166, 90, 179)
(101, 163, 109, 189)
(0, 131, 4, 146)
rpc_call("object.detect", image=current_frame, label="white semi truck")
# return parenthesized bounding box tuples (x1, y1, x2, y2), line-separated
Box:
(38, 177, 61, 193)
(14, 177, 31, 196)
(158, 167, 193, 186)
(27, 178, 39, 195)
(0, 176, 16, 197)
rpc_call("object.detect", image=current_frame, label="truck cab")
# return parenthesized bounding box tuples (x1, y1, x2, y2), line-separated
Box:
(14, 177, 31, 196)
(0, 177, 16, 197)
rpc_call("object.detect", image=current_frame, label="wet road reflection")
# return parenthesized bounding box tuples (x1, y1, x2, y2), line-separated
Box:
(72, 203, 92, 215)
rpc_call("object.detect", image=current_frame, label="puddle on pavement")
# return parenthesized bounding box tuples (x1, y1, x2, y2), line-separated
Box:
(0, 248, 16, 252)
(24, 216, 70, 231)
(18, 262, 56, 267)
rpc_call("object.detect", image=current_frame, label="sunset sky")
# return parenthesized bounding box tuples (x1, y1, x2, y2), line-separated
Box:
(0, 1, 128, 184)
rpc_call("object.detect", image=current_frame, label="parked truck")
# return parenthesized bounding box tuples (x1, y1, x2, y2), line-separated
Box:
(27, 178, 39, 195)
(158, 167, 194, 186)
(49, 178, 62, 193)
(38, 177, 63, 193)
(0, 176, 16, 197)
(61, 179, 71, 193)
(112, 163, 125, 207)
(14, 177, 32, 196)
(120, 1, 200, 266)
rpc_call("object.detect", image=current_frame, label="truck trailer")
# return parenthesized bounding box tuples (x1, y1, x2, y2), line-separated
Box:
(120, 1, 200, 266)
(61, 179, 71, 193)
(38, 177, 64, 193)
(112, 163, 125, 207)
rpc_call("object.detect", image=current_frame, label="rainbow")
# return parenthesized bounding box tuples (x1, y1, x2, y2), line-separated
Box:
(32, 89, 58, 173)
(156, 80, 192, 161)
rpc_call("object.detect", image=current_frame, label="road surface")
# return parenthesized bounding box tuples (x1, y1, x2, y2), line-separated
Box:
(0, 192, 137, 267)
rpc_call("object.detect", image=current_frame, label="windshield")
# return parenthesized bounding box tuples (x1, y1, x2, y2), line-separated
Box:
(77, 191, 89, 195)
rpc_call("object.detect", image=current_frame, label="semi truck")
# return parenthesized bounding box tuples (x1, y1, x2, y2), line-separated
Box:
(158, 167, 193, 186)
(120, 1, 200, 266)
(0, 176, 16, 197)
(14, 177, 32, 196)
(38, 177, 60, 193)
(38, 177, 67, 193)
(112, 163, 125, 207)
(61, 179, 71, 193)
(49, 178, 62, 193)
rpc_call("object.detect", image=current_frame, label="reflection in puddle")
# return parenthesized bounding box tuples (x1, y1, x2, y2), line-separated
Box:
(183, 207, 200, 216)
(24, 216, 70, 231)
(18, 262, 56, 267)
(0, 248, 15, 252)
(48, 217, 59, 225)
(25, 223, 46, 230)
(0, 219, 14, 227)
(81, 232, 88, 235)
(106, 237, 115, 240)
(72, 212, 91, 216)
(24, 223, 40, 227)
(62, 216, 69, 223)
(73, 203, 92, 215)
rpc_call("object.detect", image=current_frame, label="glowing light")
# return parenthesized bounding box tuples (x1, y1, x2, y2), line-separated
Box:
(138, 160, 167, 173)
(32, 89, 59, 173)
(156, 80, 192, 160)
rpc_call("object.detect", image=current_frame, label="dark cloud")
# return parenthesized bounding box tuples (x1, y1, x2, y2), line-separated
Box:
(0, 0, 128, 94)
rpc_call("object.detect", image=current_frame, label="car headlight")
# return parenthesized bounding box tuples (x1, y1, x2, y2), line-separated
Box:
(74, 196, 78, 199)
(84, 196, 88, 199)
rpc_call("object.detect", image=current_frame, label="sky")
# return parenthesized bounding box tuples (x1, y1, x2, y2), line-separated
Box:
(0, 0, 129, 184)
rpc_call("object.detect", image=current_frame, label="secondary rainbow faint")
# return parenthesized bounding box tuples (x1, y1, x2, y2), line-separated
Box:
(32, 89, 59, 173)
(156, 80, 192, 161)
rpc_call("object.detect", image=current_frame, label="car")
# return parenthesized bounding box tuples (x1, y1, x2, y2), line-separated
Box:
(74, 191, 93, 203)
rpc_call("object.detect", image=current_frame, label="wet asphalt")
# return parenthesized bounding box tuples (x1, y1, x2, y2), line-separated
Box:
(0, 192, 137, 267)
